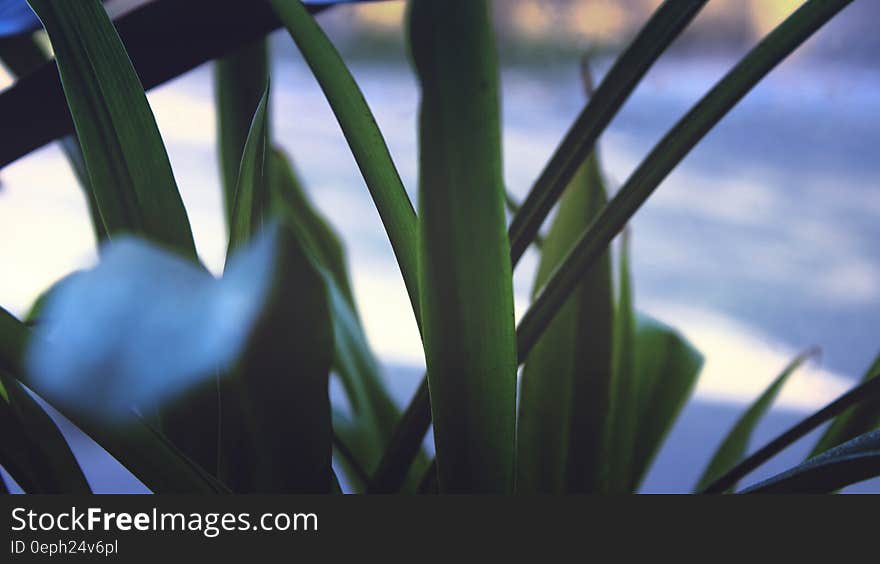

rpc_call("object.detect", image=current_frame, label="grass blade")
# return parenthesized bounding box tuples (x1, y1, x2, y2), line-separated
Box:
(809, 352, 880, 458)
(409, 0, 517, 493)
(27, 0, 196, 259)
(227, 83, 271, 255)
(695, 348, 817, 492)
(701, 375, 880, 494)
(215, 38, 270, 229)
(517, 150, 613, 493)
(269, 0, 420, 322)
(515, 0, 853, 357)
(507, 0, 708, 264)
(742, 429, 880, 494)
(0, 371, 90, 493)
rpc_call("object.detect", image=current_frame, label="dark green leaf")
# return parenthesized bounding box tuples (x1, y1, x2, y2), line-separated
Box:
(269, 0, 420, 323)
(27, 0, 196, 258)
(809, 352, 880, 457)
(268, 146, 411, 489)
(742, 429, 880, 494)
(0, 371, 90, 493)
(701, 375, 880, 494)
(507, 0, 708, 264)
(695, 348, 816, 492)
(227, 83, 271, 255)
(215, 38, 270, 229)
(517, 152, 613, 493)
(221, 222, 334, 493)
(409, 0, 517, 493)
(515, 0, 854, 357)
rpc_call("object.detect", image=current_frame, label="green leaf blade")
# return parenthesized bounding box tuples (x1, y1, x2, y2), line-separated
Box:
(409, 0, 517, 493)
(809, 353, 880, 458)
(269, 0, 420, 324)
(695, 348, 816, 492)
(743, 429, 880, 494)
(517, 153, 614, 493)
(26, 0, 196, 258)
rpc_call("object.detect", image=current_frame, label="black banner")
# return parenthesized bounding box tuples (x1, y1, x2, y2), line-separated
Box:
(0, 494, 868, 560)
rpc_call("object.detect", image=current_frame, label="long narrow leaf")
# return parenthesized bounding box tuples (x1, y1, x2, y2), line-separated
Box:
(701, 375, 880, 494)
(507, 0, 708, 264)
(27, 0, 196, 258)
(0, 371, 90, 493)
(742, 429, 880, 494)
(809, 352, 880, 457)
(227, 83, 271, 255)
(268, 0, 420, 323)
(517, 151, 613, 493)
(695, 348, 817, 492)
(516, 0, 854, 357)
(409, 0, 516, 493)
(215, 38, 270, 229)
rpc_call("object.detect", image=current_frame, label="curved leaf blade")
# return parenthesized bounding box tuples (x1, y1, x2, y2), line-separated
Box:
(507, 0, 708, 264)
(0, 371, 90, 493)
(515, 0, 854, 357)
(268, 0, 421, 323)
(695, 348, 816, 492)
(742, 429, 880, 494)
(215, 38, 270, 229)
(809, 352, 880, 458)
(26, 0, 196, 258)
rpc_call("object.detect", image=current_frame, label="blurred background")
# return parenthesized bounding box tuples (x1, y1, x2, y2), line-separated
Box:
(1, 0, 878, 492)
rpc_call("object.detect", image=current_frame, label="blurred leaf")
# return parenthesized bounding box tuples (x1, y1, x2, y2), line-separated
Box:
(695, 348, 816, 492)
(222, 222, 335, 493)
(517, 152, 613, 493)
(0, 371, 90, 493)
(742, 429, 880, 493)
(628, 314, 703, 491)
(515, 0, 854, 357)
(27, 0, 196, 259)
(227, 83, 271, 255)
(215, 38, 270, 229)
(5, 308, 226, 492)
(701, 375, 880, 494)
(810, 353, 880, 457)
(269, 0, 421, 323)
(25, 233, 278, 419)
(409, 0, 516, 493)
(507, 0, 708, 264)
